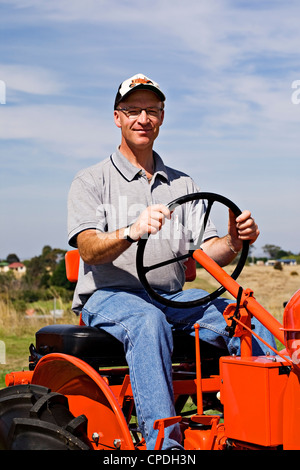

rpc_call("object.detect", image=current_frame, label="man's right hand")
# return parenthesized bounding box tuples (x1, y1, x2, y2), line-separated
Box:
(129, 204, 171, 241)
(77, 204, 171, 265)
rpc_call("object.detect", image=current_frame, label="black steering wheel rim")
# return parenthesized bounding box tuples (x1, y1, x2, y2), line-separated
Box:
(136, 192, 249, 308)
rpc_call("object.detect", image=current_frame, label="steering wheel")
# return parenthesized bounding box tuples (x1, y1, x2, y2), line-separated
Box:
(136, 192, 249, 308)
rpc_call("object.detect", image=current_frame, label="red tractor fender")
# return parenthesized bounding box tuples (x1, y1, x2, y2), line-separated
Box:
(31, 353, 135, 450)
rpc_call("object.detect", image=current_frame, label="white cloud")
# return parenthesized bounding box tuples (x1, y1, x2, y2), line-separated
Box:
(0, 64, 64, 97)
(4, 0, 300, 62)
(0, 104, 119, 158)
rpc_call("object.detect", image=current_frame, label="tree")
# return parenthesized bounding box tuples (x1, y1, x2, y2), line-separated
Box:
(262, 244, 282, 259)
(24, 246, 66, 289)
(6, 253, 20, 264)
(51, 258, 75, 290)
(41, 245, 64, 272)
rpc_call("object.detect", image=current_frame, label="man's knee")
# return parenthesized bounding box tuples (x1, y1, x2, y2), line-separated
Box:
(138, 306, 170, 332)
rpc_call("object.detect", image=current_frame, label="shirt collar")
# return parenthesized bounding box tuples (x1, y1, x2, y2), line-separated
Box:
(111, 148, 169, 182)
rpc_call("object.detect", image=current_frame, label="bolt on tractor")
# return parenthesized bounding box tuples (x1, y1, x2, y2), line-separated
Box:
(0, 193, 299, 451)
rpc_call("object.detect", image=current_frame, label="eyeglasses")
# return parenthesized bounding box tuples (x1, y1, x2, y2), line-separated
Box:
(116, 106, 163, 119)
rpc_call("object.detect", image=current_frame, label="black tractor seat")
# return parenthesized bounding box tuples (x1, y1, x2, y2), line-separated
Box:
(30, 324, 226, 374)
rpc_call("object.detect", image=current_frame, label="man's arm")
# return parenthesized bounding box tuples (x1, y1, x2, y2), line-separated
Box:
(77, 204, 171, 265)
(201, 209, 259, 267)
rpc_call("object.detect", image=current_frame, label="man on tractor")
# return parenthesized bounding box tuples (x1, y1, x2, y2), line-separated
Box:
(67, 73, 276, 450)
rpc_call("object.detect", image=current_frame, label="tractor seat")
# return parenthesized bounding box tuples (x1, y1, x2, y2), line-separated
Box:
(31, 323, 226, 373)
(33, 324, 127, 368)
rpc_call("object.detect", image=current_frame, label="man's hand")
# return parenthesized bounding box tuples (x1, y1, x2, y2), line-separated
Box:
(77, 204, 171, 265)
(202, 208, 259, 267)
(130, 204, 171, 241)
(227, 209, 259, 252)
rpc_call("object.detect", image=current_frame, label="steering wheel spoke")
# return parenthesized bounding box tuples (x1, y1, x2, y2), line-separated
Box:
(142, 252, 193, 274)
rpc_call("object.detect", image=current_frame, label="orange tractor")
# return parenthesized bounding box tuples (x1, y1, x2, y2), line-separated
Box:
(0, 193, 299, 451)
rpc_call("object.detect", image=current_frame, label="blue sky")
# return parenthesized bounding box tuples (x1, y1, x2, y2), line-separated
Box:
(0, 0, 299, 260)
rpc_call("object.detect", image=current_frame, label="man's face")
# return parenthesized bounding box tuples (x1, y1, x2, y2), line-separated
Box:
(114, 90, 164, 153)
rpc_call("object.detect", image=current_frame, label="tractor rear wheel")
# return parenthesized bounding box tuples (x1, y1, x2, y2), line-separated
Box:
(0, 384, 92, 450)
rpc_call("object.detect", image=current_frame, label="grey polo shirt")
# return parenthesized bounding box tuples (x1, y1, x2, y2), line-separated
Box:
(68, 149, 218, 313)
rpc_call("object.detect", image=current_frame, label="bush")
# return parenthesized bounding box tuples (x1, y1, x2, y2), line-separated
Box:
(11, 299, 27, 313)
(273, 261, 283, 271)
(22, 290, 41, 303)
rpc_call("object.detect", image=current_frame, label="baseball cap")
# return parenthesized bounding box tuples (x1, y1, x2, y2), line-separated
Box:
(114, 73, 166, 109)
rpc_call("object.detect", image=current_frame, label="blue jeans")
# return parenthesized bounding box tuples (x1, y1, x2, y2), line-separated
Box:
(81, 287, 276, 450)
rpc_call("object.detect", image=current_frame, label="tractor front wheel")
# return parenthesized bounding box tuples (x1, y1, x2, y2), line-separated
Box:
(0, 384, 92, 450)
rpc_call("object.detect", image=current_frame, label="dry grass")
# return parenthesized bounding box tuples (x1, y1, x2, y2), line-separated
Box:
(0, 297, 76, 336)
(187, 264, 300, 323)
(0, 299, 76, 387)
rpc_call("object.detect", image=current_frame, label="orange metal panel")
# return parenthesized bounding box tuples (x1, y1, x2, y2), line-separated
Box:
(282, 369, 300, 450)
(5, 370, 33, 386)
(220, 356, 289, 447)
(65, 249, 80, 283)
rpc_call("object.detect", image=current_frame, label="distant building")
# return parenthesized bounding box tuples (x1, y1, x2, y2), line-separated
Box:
(265, 259, 297, 266)
(265, 260, 277, 266)
(256, 260, 265, 266)
(8, 262, 27, 276)
(280, 259, 297, 266)
(0, 262, 9, 273)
